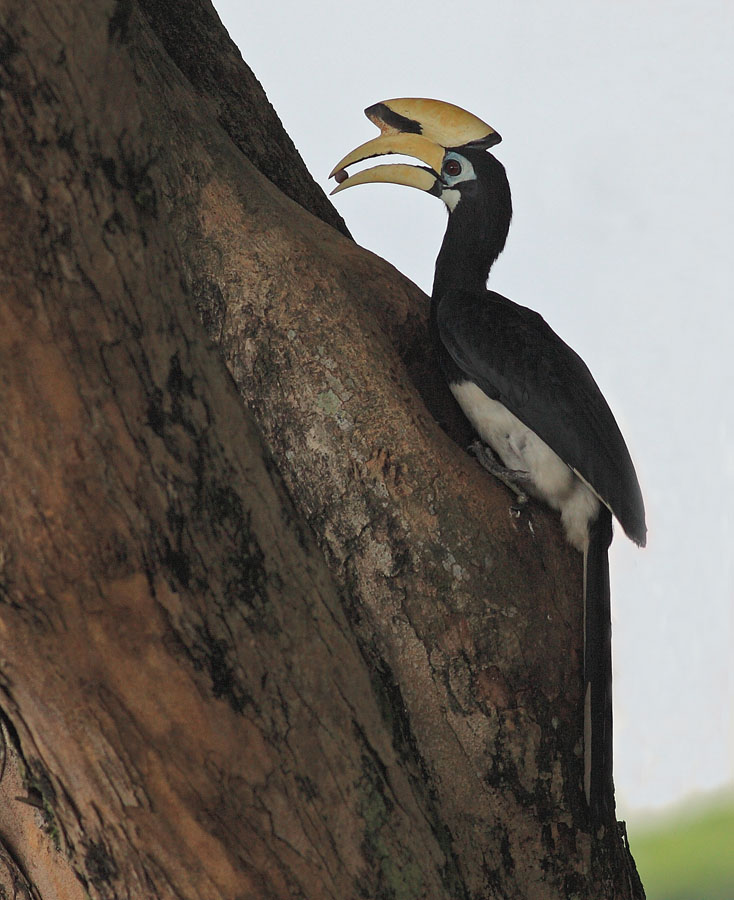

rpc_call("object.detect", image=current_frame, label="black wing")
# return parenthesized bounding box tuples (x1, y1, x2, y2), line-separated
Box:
(436, 288, 646, 545)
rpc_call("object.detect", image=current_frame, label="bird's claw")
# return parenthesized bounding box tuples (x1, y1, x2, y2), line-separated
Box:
(468, 441, 530, 505)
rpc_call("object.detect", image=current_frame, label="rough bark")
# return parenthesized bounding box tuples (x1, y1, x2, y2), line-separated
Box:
(0, 1, 645, 898)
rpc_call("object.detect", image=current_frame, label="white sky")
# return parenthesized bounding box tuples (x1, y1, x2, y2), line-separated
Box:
(212, 0, 734, 818)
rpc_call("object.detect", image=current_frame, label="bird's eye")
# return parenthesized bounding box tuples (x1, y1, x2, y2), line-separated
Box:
(444, 158, 462, 177)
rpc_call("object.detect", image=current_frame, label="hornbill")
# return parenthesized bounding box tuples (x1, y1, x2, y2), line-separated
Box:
(329, 98, 646, 823)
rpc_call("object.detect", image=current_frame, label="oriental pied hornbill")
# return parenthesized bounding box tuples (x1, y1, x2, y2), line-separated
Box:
(329, 98, 646, 823)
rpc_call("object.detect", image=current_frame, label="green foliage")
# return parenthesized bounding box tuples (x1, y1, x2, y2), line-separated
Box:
(630, 793, 734, 900)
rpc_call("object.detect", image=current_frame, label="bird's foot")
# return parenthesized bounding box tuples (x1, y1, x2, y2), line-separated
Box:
(469, 441, 530, 506)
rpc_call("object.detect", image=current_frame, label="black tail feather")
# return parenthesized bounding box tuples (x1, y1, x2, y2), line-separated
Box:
(584, 507, 614, 823)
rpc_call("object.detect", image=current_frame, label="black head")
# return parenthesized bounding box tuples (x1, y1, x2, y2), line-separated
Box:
(328, 99, 512, 293)
(433, 147, 511, 217)
(430, 146, 513, 295)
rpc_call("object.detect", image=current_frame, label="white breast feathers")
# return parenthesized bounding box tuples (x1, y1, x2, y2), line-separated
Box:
(451, 380, 601, 552)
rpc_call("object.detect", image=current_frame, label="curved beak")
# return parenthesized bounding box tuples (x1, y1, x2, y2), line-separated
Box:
(329, 98, 500, 196)
(331, 162, 437, 196)
(329, 133, 443, 195)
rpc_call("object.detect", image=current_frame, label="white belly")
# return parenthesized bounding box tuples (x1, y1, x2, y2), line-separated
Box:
(451, 380, 600, 551)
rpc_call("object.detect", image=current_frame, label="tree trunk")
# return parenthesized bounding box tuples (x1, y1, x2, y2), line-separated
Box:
(0, 1, 645, 897)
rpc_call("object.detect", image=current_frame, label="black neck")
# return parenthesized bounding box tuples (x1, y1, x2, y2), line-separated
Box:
(431, 154, 512, 299)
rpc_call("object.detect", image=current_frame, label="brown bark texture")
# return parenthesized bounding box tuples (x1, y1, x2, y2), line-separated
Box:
(0, 0, 645, 897)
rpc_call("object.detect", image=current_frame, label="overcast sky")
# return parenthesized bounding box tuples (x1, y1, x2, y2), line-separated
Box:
(212, 0, 734, 818)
